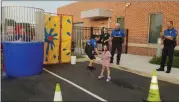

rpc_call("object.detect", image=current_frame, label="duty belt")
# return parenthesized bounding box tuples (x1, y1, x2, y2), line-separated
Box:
(87, 43, 90, 45)
(113, 36, 122, 37)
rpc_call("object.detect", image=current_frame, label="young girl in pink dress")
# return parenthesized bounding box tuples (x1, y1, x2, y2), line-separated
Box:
(98, 45, 111, 82)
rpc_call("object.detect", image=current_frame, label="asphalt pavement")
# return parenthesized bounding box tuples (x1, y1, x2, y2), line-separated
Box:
(2, 62, 179, 101)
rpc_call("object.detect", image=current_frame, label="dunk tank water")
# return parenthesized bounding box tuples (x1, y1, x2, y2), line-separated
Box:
(2, 6, 45, 77)
(3, 42, 44, 77)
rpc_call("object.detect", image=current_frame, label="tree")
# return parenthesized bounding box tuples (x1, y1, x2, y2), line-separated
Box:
(1, 23, 2, 33)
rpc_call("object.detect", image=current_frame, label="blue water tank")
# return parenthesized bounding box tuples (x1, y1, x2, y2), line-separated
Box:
(3, 41, 44, 77)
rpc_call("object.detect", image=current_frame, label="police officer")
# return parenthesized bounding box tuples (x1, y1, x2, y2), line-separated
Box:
(110, 23, 126, 65)
(157, 21, 178, 73)
(85, 35, 100, 69)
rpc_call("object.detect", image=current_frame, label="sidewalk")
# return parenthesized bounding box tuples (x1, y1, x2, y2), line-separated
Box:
(94, 54, 179, 85)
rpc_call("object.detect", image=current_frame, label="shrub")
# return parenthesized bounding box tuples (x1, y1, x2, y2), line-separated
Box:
(150, 56, 179, 68)
(174, 50, 179, 57)
(149, 57, 162, 65)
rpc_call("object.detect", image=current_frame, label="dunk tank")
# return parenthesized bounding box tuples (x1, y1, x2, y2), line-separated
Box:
(2, 6, 45, 77)
(2, 6, 73, 77)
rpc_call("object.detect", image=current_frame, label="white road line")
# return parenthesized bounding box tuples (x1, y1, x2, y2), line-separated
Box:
(43, 68, 107, 102)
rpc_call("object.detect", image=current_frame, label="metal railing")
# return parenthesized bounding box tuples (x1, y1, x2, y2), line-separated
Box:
(72, 26, 128, 56)
(1, 6, 44, 42)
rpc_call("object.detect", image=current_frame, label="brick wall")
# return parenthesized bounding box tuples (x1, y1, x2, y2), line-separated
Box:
(57, 1, 118, 23)
(123, 1, 179, 45)
(58, 1, 179, 56)
(128, 46, 156, 56)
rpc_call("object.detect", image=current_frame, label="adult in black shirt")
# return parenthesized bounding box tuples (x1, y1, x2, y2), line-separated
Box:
(101, 28, 110, 48)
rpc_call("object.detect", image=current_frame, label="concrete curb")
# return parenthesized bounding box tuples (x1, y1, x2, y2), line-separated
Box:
(110, 64, 179, 85)
(76, 58, 89, 62)
(76, 58, 179, 85)
(96, 61, 179, 85)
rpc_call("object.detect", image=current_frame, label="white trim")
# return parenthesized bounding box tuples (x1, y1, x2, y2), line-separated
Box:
(81, 8, 112, 19)
(128, 43, 157, 48)
(151, 76, 158, 83)
(128, 43, 179, 50)
(150, 84, 159, 90)
(44, 68, 107, 102)
(54, 92, 63, 101)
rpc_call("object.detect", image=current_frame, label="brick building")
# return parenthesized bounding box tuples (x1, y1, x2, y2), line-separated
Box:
(57, 1, 179, 56)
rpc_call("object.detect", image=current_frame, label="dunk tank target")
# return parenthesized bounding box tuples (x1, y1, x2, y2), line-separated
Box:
(2, 6, 44, 77)
(44, 13, 72, 64)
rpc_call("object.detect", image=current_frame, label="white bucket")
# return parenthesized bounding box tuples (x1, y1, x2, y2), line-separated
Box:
(71, 56, 76, 65)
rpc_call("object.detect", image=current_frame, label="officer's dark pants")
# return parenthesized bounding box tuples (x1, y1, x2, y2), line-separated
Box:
(160, 46, 175, 71)
(110, 38, 122, 63)
(85, 43, 95, 60)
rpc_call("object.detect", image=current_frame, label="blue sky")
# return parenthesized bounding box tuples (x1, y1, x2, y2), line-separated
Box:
(2, 1, 77, 13)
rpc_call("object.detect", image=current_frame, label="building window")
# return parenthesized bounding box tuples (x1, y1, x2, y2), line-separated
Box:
(116, 17, 124, 29)
(149, 13, 163, 44)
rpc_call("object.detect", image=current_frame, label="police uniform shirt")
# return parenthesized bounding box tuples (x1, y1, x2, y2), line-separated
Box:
(111, 29, 126, 37)
(87, 39, 97, 50)
(111, 29, 126, 44)
(163, 28, 178, 46)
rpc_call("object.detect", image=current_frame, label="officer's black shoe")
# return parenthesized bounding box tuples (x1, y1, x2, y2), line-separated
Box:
(87, 66, 93, 69)
(116, 62, 120, 65)
(90, 66, 96, 70)
(166, 70, 171, 73)
(110, 60, 113, 63)
(156, 68, 164, 71)
(87, 66, 91, 69)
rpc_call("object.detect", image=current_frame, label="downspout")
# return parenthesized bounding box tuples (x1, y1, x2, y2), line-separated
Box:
(107, 17, 111, 28)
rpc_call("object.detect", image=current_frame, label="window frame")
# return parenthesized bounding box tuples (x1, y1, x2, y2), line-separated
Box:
(116, 16, 125, 29)
(148, 12, 163, 44)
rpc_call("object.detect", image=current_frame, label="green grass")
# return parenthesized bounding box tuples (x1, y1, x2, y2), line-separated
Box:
(149, 50, 179, 68)
(76, 55, 85, 59)
(174, 50, 179, 56)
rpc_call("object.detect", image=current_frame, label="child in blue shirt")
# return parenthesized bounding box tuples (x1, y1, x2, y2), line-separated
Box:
(85, 35, 100, 69)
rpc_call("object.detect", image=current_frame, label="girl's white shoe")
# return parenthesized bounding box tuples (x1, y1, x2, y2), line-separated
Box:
(106, 77, 111, 82)
(98, 75, 104, 79)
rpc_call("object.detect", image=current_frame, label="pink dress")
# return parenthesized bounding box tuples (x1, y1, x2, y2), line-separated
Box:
(101, 51, 111, 67)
